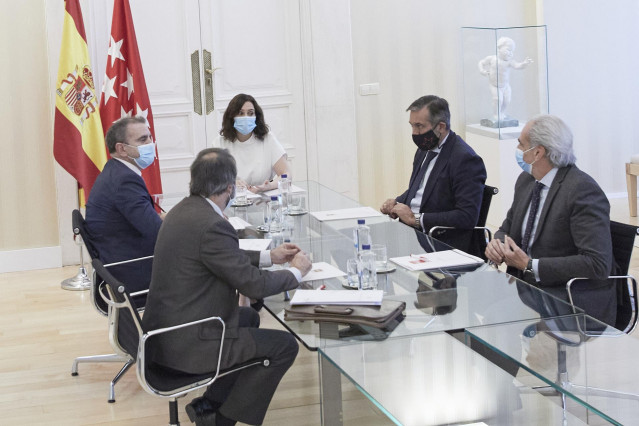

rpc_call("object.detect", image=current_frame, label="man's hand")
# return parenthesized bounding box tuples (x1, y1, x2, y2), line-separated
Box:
(390, 203, 413, 224)
(501, 235, 530, 271)
(380, 198, 397, 215)
(270, 243, 301, 264)
(485, 238, 506, 265)
(290, 251, 312, 276)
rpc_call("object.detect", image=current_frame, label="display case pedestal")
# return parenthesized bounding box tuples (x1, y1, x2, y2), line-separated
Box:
(466, 126, 522, 228)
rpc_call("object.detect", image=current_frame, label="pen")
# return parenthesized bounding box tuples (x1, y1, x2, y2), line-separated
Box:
(152, 198, 166, 213)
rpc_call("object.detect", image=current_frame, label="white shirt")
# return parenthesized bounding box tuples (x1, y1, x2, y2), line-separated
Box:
(214, 132, 286, 186)
(203, 196, 302, 282)
(114, 157, 142, 176)
(410, 132, 450, 229)
(521, 167, 558, 280)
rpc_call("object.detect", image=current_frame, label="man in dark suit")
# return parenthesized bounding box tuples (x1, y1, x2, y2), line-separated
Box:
(86, 116, 162, 295)
(380, 95, 487, 250)
(486, 115, 615, 325)
(143, 148, 312, 426)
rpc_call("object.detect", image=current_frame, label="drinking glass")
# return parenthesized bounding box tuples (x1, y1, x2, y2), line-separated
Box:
(371, 244, 388, 272)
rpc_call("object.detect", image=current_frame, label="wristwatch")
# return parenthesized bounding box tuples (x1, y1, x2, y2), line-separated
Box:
(523, 258, 534, 274)
(413, 213, 422, 229)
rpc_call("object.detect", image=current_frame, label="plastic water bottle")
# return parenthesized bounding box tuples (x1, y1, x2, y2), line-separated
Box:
(268, 195, 283, 233)
(278, 174, 291, 214)
(353, 219, 372, 255)
(358, 244, 377, 290)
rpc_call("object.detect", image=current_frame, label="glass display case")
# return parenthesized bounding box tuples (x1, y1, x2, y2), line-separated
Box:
(462, 25, 548, 140)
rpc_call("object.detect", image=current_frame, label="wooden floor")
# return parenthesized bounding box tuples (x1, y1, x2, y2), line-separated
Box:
(1, 197, 638, 425)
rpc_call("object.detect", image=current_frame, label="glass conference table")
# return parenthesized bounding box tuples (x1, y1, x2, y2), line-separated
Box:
(227, 181, 605, 424)
(466, 313, 639, 425)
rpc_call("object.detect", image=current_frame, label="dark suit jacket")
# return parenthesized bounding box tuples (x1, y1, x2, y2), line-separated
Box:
(86, 159, 161, 293)
(496, 165, 615, 325)
(397, 130, 487, 249)
(142, 195, 299, 374)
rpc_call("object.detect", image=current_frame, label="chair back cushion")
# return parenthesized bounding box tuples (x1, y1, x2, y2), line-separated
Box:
(610, 221, 639, 331)
(72, 209, 100, 259)
(92, 258, 143, 361)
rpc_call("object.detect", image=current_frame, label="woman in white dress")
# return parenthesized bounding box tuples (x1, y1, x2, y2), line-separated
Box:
(216, 93, 290, 193)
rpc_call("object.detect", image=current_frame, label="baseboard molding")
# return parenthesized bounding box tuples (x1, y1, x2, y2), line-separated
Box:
(0, 246, 62, 273)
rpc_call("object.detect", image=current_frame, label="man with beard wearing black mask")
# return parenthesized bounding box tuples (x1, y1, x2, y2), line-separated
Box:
(380, 95, 487, 250)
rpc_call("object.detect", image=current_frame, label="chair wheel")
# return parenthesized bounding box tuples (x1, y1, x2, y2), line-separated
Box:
(523, 324, 537, 338)
(71, 372, 79, 376)
(108, 399, 115, 403)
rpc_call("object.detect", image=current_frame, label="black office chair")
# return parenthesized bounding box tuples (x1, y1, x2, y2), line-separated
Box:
(92, 259, 270, 426)
(69, 209, 152, 402)
(566, 220, 639, 335)
(530, 221, 639, 403)
(428, 185, 499, 259)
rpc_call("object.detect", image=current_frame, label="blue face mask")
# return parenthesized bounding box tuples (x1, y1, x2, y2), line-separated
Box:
(129, 142, 156, 169)
(515, 146, 536, 174)
(234, 116, 257, 135)
(226, 185, 236, 210)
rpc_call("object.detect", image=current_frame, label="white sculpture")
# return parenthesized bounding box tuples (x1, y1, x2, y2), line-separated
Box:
(478, 36, 532, 127)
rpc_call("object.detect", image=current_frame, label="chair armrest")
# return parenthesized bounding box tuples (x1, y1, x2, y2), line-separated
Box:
(130, 289, 149, 298)
(143, 315, 225, 339)
(428, 226, 492, 240)
(104, 255, 154, 268)
(428, 226, 453, 236)
(566, 275, 638, 336)
(137, 316, 227, 396)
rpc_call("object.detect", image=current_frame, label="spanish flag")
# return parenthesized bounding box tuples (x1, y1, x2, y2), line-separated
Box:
(53, 0, 107, 202)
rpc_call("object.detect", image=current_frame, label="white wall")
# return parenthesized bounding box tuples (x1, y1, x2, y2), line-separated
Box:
(543, 0, 639, 196)
(349, 0, 638, 215)
(350, 0, 537, 210)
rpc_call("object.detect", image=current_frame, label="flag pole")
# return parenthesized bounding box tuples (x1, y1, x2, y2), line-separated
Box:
(60, 247, 92, 291)
(61, 187, 92, 291)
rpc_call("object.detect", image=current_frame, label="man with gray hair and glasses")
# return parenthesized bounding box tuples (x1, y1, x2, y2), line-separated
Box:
(143, 148, 311, 426)
(486, 114, 615, 325)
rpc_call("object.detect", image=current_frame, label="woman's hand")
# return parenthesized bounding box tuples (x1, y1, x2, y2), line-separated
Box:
(253, 179, 277, 193)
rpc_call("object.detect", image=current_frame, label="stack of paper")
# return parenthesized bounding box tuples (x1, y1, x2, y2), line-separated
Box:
(263, 184, 306, 197)
(228, 216, 251, 230)
(310, 206, 382, 221)
(290, 289, 383, 306)
(239, 239, 272, 251)
(301, 262, 346, 282)
(390, 249, 483, 271)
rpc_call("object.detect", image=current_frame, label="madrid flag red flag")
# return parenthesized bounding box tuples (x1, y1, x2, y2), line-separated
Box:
(99, 0, 162, 197)
(53, 0, 107, 202)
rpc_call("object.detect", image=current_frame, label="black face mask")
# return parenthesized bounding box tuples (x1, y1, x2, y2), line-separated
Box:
(412, 129, 440, 151)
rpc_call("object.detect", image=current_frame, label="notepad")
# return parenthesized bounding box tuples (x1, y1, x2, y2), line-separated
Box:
(301, 262, 346, 282)
(310, 206, 383, 221)
(290, 289, 384, 306)
(228, 216, 251, 230)
(390, 249, 483, 271)
(263, 184, 306, 198)
(239, 239, 272, 251)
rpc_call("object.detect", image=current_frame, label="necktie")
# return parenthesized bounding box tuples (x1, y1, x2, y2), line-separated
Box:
(405, 151, 438, 204)
(520, 181, 544, 254)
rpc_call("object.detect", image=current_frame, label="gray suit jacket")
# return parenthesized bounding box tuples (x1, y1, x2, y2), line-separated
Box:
(142, 195, 299, 374)
(496, 166, 615, 324)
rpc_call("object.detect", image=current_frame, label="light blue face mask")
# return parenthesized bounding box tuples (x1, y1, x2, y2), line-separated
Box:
(234, 116, 257, 135)
(226, 185, 236, 210)
(129, 142, 156, 169)
(515, 146, 536, 174)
